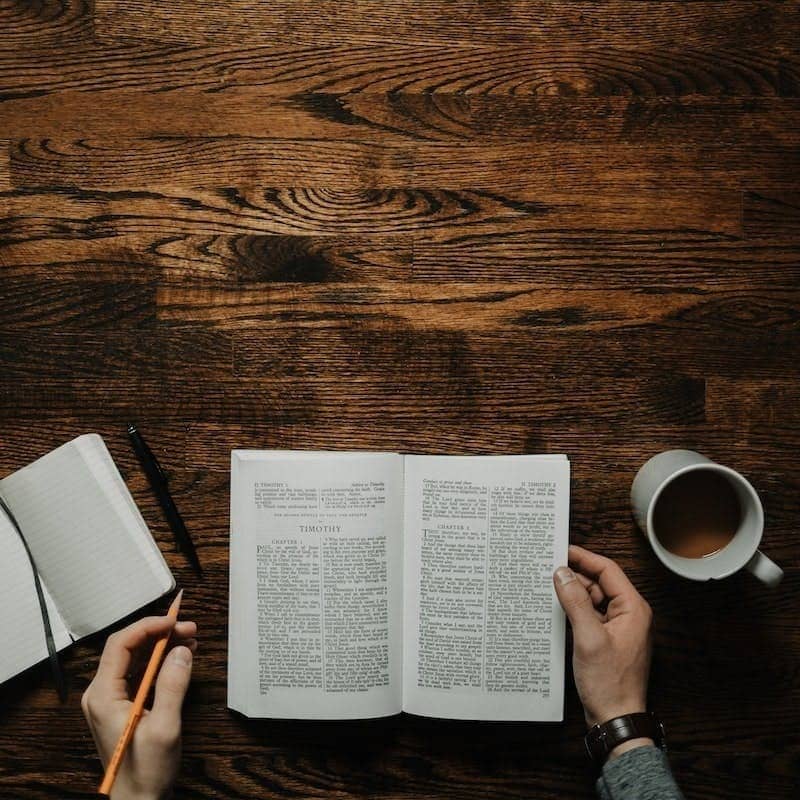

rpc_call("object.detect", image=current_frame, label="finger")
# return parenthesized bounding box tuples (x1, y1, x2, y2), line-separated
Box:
(130, 639, 196, 680)
(568, 545, 640, 607)
(576, 573, 606, 607)
(174, 621, 197, 638)
(149, 645, 193, 734)
(127, 627, 198, 687)
(553, 566, 604, 639)
(94, 616, 180, 698)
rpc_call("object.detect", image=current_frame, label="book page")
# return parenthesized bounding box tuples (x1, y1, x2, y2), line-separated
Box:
(402, 455, 570, 721)
(228, 451, 403, 719)
(0, 504, 72, 685)
(0, 435, 174, 638)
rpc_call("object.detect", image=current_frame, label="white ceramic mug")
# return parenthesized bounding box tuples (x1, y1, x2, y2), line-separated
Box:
(631, 450, 783, 587)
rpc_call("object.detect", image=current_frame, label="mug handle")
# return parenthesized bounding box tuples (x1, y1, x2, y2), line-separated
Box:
(745, 550, 784, 588)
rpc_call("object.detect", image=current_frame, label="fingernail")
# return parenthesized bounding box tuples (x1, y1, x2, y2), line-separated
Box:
(556, 567, 576, 585)
(170, 646, 192, 667)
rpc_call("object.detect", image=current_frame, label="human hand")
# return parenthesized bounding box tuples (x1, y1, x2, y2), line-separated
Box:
(81, 615, 198, 800)
(554, 545, 653, 756)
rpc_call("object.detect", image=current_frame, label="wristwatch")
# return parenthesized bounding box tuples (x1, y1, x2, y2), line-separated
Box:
(584, 711, 666, 765)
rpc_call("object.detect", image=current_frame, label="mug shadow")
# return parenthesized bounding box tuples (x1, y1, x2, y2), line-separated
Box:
(646, 541, 793, 724)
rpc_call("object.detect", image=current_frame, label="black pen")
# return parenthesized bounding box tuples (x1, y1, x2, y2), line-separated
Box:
(127, 423, 203, 578)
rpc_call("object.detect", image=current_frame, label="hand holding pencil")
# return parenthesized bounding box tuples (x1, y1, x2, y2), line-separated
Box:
(81, 594, 197, 800)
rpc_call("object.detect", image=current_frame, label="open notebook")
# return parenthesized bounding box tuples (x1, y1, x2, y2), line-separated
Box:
(0, 434, 175, 686)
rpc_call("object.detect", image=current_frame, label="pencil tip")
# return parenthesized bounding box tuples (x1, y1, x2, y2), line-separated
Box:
(169, 589, 184, 619)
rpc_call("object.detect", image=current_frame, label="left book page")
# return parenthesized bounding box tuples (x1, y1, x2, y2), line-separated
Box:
(0, 509, 72, 684)
(228, 450, 404, 719)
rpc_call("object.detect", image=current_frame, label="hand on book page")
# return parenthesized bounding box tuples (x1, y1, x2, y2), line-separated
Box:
(554, 545, 654, 759)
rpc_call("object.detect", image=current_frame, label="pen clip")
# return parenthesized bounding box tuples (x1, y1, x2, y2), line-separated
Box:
(128, 423, 167, 483)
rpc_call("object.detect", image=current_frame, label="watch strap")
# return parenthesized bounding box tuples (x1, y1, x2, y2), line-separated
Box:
(584, 712, 665, 765)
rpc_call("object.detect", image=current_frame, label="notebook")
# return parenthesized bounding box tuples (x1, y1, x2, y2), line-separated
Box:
(0, 434, 175, 686)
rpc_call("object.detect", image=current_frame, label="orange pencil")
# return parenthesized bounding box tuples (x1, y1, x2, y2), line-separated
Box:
(98, 590, 184, 796)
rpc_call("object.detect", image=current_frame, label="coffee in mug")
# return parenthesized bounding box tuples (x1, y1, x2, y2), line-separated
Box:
(630, 450, 783, 587)
(652, 469, 740, 559)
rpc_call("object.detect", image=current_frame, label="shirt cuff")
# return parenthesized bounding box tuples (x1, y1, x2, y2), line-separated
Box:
(595, 744, 684, 800)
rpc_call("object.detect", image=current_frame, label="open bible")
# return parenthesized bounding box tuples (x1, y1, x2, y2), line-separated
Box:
(0, 434, 175, 687)
(228, 451, 570, 721)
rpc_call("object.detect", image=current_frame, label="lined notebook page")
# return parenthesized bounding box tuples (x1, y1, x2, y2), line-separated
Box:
(0, 434, 174, 639)
(0, 507, 71, 684)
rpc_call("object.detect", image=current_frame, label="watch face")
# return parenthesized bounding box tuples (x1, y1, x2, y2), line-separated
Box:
(656, 720, 667, 750)
(584, 725, 609, 764)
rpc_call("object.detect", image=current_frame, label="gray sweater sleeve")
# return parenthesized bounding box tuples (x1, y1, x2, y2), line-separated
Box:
(596, 745, 685, 800)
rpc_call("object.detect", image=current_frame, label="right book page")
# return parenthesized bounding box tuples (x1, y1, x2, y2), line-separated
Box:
(402, 455, 570, 721)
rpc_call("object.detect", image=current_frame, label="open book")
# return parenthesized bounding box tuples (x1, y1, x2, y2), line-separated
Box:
(228, 451, 570, 721)
(0, 434, 175, 686)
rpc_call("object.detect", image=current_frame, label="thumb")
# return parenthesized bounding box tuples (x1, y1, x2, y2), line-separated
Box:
(553, 566, 604, 639)
(150, 645, 192, 731)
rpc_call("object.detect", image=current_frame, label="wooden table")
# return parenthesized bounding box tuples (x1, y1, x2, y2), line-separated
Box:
(1, 2, 799, 798)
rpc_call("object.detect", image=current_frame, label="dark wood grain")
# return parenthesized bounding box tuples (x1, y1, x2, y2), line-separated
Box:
(0, 136, 748, 196)
(4, 92, 800, 147)
(0, 0, 93, 49)
(0, 139, 10, 190)
(469, 96, 800, 145)
(8, 136, 416, 185)
(744, 189, 800, 237)
(91, 1, 793, 49)
(1, 1, 799, 799)
(0, 279, 156, 328)
(1, 185, 748, 245)
(1, 42, 795, 99)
